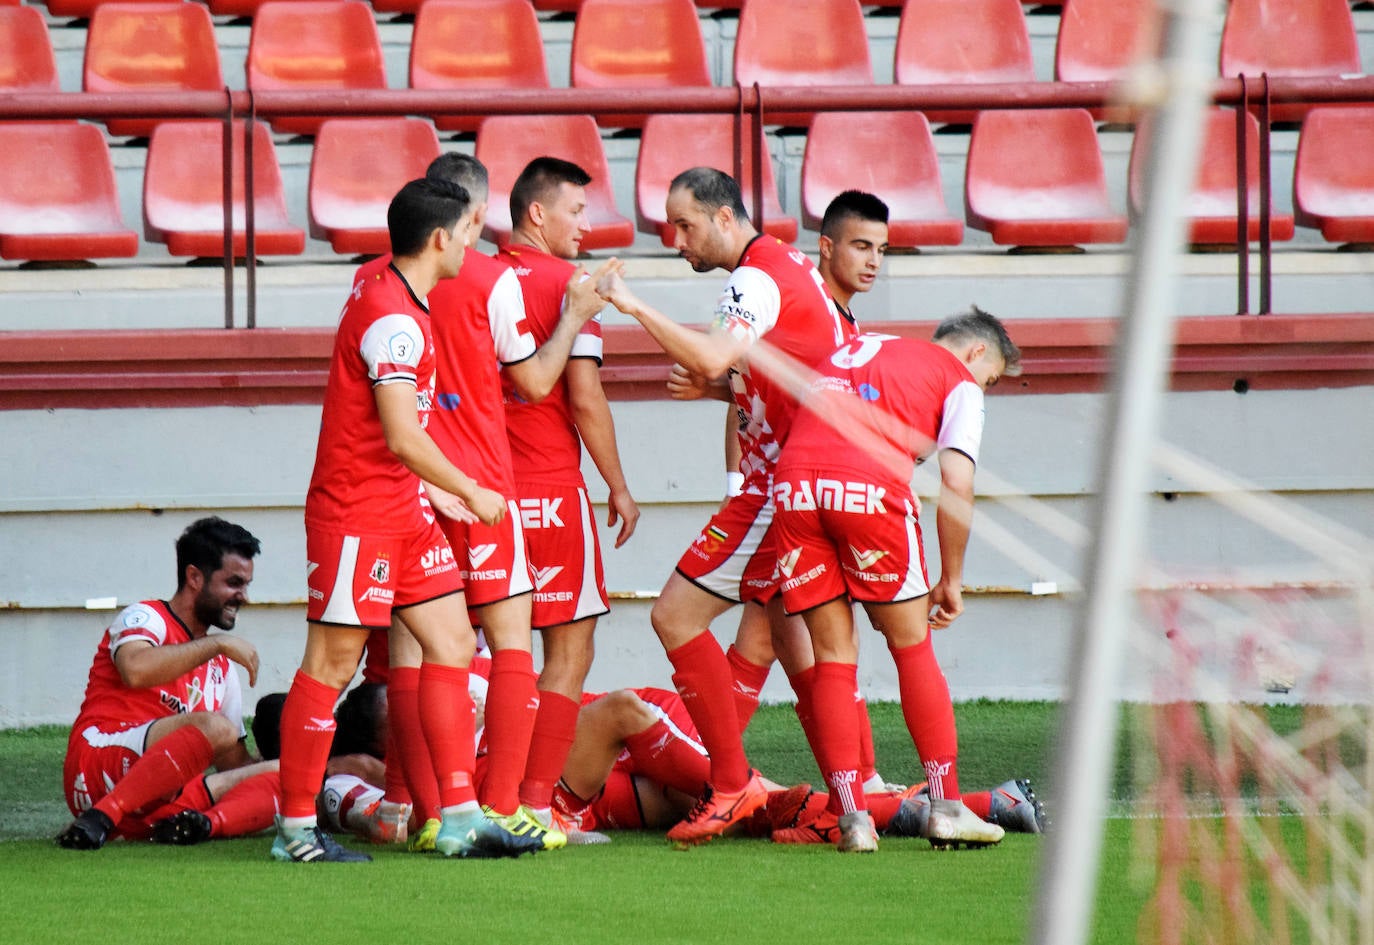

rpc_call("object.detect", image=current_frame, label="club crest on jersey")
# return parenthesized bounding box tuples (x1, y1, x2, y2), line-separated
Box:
(370, 555, 391, 585)
(184, 677, 204, 711)
(702, 525, 729, 555)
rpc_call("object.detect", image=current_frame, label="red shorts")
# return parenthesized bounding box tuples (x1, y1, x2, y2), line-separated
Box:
(770, 469, 930, 614)
(306, 520, 464, 629)
(675, 489, 779, 604)
(516, 482, 608, 629)
(439, 500, 534, 610)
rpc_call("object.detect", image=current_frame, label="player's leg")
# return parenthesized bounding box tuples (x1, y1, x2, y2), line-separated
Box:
(384, 621, 441, 835)
(726, 602, 774, 733)
(520, 615, 595, 817)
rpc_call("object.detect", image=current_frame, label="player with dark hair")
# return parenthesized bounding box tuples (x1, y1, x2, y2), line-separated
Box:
(496, 156, 640, 838)
(769, 311, 1022, 852)
(595, 167, 855, 844)
(272, 177, 539, 863)
(56, 517, 281, 850)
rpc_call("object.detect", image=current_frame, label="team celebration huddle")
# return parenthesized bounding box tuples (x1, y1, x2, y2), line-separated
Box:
(55, 153, 1039, 862)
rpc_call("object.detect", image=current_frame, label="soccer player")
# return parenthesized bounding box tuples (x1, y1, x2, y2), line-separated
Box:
(56, 517, 282, 850)
(273, 177, 539, 863)
(594, 167, 856, 844)
(495, 157, 640, 832)
(769, 310, 1022, 852)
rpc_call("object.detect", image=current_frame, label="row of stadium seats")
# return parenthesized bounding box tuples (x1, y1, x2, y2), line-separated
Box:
(2, 0, 1367, 132)
(4, 107, 1371, 265)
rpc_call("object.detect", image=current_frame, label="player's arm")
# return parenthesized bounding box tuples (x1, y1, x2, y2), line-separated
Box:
(666, 363, 732, 403)
(374, 381, 506, 526)
(114, 634, 260, 690)
(596, 269, 747, 381)
(930, 448, 976, 629)
(505, 259, 623, 403)
(567, 358, 640, 548)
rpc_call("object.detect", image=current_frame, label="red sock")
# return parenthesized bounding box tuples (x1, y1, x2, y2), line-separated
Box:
(94, 724, 214, 824)
(623, 719, 711, 797)
(890, 637, 961, 799)
(519, 690, 580, 810)
(962, 790, 992, 819)
(419, 662, 478, 808)
(388, 666, 440, 822)
(277, 670, 341, 819)
(667, 631, 750, 793)
(725, 644, 771, 734)
(478, 650, 537, 813)
(811, 661, 864, 815)
(786, 665, 826, 782)
(382, 718, 412, 807)
(206, 771, 280, 837)
(857, 696, 878, 783)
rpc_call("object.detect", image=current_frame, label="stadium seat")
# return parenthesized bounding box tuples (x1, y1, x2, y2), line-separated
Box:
(531, 0, 581, 9)
(570, 0, 712, 130)
(83, 2, 223, 138)
(409, 0, 550, 134)
(965, 108, 1128, 249)
(474, 114, 634, 249)
(245, 1, 387, 136)
(308, 118, 442, 256)
(204, 0, 334, 19)
(733, 0, 872, 128)
(1219, 0, 1361, 125)
(636, 112, 797, 245)
(42, 0, 149, 20)
(1054, 0, 1159, 122)
(0, 6, 59, 92)
(1128, 108, 1295, 246)
(1293, 106, 1374, 246)
(801, 111, 963, 248)
(894, 0, 1036, 126)
(0, 122, 139, 263)
(143, 120, 306, 258)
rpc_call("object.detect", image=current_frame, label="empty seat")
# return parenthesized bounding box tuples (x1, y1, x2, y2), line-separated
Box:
(205, 0, 334, 19)
(1293, 106, 1374, 246)
(42, 0, 149, 20)
(1220, 0, 1361, 125)
(636, 112, 797, 246)
(895, 0, 1036, 126)
(965, 108, 1128, 249)
(409, 0, 550, 134)
(802, 111, 963, 248)
(1128, 108, 1295, 246)
(0, 122, 139, 263)
(531, 0, 581, 9)
(734, 0, 872, 128)
(1055, 0, 1159, 122)
(246, 1, 387, 136)
(143, 120, 306, 258)
(474, 114, 634, 249)
(84, 3, 223, 138)
(570, 0, 712, 130)
(308, 118, 442, 256)
(0, 6, 59, 92)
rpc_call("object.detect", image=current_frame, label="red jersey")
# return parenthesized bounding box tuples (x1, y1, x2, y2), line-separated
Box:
(778, 333, 987, 493)
(427, 250, 536, 495)
(496, 242, 603, 487)
(71, 600, 243, 733)
(307, 261, 436, 536)
(713, 235, 855, 491)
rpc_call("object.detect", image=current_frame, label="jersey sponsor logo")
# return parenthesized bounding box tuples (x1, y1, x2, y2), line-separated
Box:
(369, 555, 391, 585)
(849, 546, 889, 571)
(700, 524, 730, 555)
(727, 286, 743, 303)
(923, 759, 952, 780)
(159, 690, 189, 714)
(781, 562, 826, 593)
(733, 680, 760, 698)
(534, 591, 575, 603)
(858, 383, 881, 402)
(773, 479, 887, 515)
(532, 565, 564, 591)
(420, 544, 456, 575)
(776, 547, 803, 579)
(357, 586, 395, 606)
(466, 568, 509, 581)
(306, 561, 319, 580)
(307, 716, 338, 734)
(513, 266, 532, 277)
(184, 677, 205, 712)
(469, 544, 498, 568)
(518, 497, 565, 529)
(436, 392, 462, 410)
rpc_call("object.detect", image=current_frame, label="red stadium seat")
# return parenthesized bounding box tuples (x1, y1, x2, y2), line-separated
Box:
(84, 2, 223, 138)
(1054, 0, 1159, 122)
(895, 0, 1036, 126)
(1220, 0, 1361, 125)
(636, 113, 797, 246)
(205, 0, 334, 19)
(0, 122, 139, 263)
(409, 0, 550, 134)
(570, 0, 712, 130)
(1293, 106, 1374, 246)
(802, 111, 963, 248)
(0, 6, 59, 92)
(246, 1, 387, 136)
(143, 120, 306, 258)
(308, 118, 442, 256)
(734, 0, 872, 128)
(42, 0, 149, 20)
(965, 108, 1128, 249)
(1128, 108, 1295, 246)
(474, 114, 634, 249)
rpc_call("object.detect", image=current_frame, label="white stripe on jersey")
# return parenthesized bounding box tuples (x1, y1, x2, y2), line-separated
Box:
(572, 489, 603, 622)
(320, 535, 364, 626)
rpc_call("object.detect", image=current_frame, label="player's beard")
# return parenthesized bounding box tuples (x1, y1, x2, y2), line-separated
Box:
(195, 588, 239, 630)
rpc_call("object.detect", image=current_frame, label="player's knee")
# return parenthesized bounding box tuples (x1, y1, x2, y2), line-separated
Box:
(189, 711, 240, 750)
(604, 689, 657, 731)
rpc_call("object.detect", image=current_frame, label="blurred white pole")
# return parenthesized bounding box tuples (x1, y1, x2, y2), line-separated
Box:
(1027, 4, 1219, 945)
